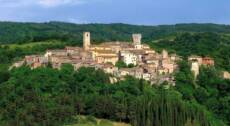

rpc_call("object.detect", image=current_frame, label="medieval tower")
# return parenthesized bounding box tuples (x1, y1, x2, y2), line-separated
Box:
(83, 32, 91, 50)
(132, 34, 142, 45)
(162, 49, 169, 59)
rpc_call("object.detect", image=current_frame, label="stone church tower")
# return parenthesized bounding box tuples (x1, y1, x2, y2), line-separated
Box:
(83, 32, 91, 50)
(132, 34, 142, 45)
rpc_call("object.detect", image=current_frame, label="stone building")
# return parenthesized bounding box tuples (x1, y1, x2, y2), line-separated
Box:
(92, 50, 118, 65)
(25, 55, 48, 69)
(188, 55, 203, 65)
(120, 51, 138, 66)
(202, 57, 215, 66)
(223, 71, 230, 79)
(191, 61, 199, 78)
(162, 60, 175, 74)
(157, 67, 169, 75)
(45, 49, 67, 58)
(188, 55, 215, 78)
(188, 55, 214, 66)
(118, 67, 143, 79)
(101, 63, 118, 74)
(9, 60, 24, 70)
(65, 46, 82, 55)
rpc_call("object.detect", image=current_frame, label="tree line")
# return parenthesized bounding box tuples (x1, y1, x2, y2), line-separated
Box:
(1, 22, 230, 44)
(0, 63, 227, 126)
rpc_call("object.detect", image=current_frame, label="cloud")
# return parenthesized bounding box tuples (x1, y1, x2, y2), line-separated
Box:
(0, 0, 90, 8)
(0, 0, 33, 7)
(38, 0, 86, 7)
(67, 18, 89, 24)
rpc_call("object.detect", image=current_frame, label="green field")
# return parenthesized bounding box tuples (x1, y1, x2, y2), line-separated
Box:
(1, 40, 65, 49)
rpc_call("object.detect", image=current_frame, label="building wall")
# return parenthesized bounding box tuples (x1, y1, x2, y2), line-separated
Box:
(45, 50, 67, 57)
(104, 57, 118, 65)
(145, 49, 155, 54)
(134, 44, 142, 49)
(202, 58, 215, 66)
(103, 66, 118, 74)
(121, 51, 137, 65)
(163, 63, 174, 73)
(96, 56, 118, 65)
(158, 68, 169, 75)
(223, 71, 230, 79)
(188, 56, 203, 65)
(191, 62, 199, 78)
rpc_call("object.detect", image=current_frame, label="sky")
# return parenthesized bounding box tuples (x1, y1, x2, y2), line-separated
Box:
(0, 0, 230, 25)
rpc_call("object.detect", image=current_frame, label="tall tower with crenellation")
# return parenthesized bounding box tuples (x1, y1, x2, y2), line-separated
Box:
(132, 34, 142, 45)
(133, 34, 142, 49)
(83, 32, 91, 51)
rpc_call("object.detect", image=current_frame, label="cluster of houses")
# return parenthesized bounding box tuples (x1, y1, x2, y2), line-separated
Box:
(188, 55, 215, 78)
(188, 55, 230, 80)
(12, 32, 180, 85)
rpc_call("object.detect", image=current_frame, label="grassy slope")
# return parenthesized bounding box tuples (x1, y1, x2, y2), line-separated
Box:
(1, 40, 64, 49)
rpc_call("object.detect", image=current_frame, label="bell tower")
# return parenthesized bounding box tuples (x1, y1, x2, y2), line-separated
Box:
(83, 32, 90, 50)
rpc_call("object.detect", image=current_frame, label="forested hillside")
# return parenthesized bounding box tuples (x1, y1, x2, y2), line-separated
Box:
(150, 32, 230, 72)
(0, 22, 230, 126)
(0, 64, 228, 126)
(1, 22, 230, 44)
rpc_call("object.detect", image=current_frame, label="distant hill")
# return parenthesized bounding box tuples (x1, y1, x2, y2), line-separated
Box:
(1, 21, 230, 44)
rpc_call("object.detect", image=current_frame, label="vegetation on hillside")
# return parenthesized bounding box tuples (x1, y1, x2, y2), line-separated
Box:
(175, 61, 230, 125)
(1, 22, 230, 44)
(0, 40, 65, 64)
(65, 115, 131, 126)
(0, 64, 228, 126)
(0, 22, 230, 126)
(150, 32, 230, 72)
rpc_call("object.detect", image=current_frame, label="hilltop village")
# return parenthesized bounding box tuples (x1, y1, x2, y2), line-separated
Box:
(12, 32, 182, 85)
(11, 32, 230, 83)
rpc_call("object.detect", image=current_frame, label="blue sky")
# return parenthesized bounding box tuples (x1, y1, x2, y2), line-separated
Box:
(0, 0, 229, 25)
